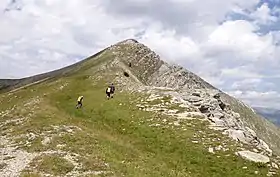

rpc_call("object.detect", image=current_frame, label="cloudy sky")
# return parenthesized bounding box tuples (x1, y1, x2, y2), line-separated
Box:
(0, 0, 279, 108)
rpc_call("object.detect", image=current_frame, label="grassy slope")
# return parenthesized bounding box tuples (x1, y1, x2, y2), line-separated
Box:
(0, 51, 270, 177)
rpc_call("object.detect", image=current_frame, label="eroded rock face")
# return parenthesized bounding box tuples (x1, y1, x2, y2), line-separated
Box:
(110, 40, 216, 90)
(182, 89, 273, 155)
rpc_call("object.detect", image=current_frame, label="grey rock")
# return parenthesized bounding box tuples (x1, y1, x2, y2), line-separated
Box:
(198, 105, 210, 113)
(208, 117, 225, 127)
(208, 147, 214, 154)
(272, 162, 279, 169)
(184, 95, 203, 103)
(192, 92, 201, 97)
(212, 111, 224, 119)
(237, 151, 270, 163)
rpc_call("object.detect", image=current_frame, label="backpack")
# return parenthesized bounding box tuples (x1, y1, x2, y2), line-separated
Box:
(111, 86, 115, 92)
(77, 96, 83, 102)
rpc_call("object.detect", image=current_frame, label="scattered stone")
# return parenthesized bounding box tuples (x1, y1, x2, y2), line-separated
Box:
(41, 137, 52, 146)
(57, 144, 66, 148)
(253, 149, 259, 153)
(272, 162, 279, 169)
(267, 171, 276, 176)
(208, 147, 214, 154)
(0, 137, 37, 177)
(173, 121, 180, 126)
(215, 145, 223, 151)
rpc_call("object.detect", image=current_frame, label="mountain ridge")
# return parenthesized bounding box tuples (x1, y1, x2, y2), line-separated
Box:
(1, 38, 280, 153)
(1, 38, 280, 176)
(0, 46, 109, 92)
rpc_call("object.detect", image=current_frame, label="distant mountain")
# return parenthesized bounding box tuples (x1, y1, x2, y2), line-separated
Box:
(253, 107, 280, 126)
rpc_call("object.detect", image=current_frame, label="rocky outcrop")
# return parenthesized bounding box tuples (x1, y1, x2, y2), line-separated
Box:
(136, 87, 273, 157)
(134, 86, 280, 176)
(111, 39, 215, 89)
(149, 64, 216, 90)
(220, 93, 280, 156)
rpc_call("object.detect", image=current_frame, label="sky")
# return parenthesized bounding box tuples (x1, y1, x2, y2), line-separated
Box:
(0, 0, 280, 108)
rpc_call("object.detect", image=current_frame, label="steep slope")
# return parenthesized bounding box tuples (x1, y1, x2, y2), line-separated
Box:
(111, 39, 215, 89)
(0, 39, 280, 177)
(254, 107, 280, 126)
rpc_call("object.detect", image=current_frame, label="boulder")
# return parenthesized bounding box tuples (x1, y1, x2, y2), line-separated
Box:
(184, 95, 203, 103)
(225, 129, 248, 144)
(193, 101, 202, 107)
(212, 111, 224, 119)
(257, 139, 272, 155)
(199, 105, 210, 113)
(218, 100, 227, 111)
(237, 151, 270, 163)
(245, 127, 257, 138)
(192, 92, 201, 97)
(223, 117, 238, 128)
(213, 93, 220, 99)
(176, 112, 205, 120)
(208, 117, 225, 127)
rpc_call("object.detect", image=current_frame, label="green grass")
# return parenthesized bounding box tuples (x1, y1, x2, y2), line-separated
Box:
(0, 55, 273, 177)
(37, 155, 74, 176)
(20, 172, 41, 177)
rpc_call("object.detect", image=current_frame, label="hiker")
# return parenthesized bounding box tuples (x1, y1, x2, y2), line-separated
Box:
(110, 83, 115, 98)
(106, 86, 111, 99)
(105, 83, 115, 99)
(76, 96, 84, 109)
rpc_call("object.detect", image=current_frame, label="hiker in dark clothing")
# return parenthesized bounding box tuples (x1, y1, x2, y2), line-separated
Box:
(105, 83, 115, 99)
(110, 83, 115, 98)
(106, 86, 111, 99)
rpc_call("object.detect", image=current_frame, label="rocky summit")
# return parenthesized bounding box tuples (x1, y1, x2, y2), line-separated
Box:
(1, 39, 280, 177)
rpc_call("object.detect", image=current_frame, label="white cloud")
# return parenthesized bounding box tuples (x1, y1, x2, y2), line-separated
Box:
(0, 0, 279, 108)
(251, 3, 277, 25)
(228, 90, 280, 108)
(220, 66, 262, 79)
(205, 20, 277, 63)
(139, 23, 201, 62)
